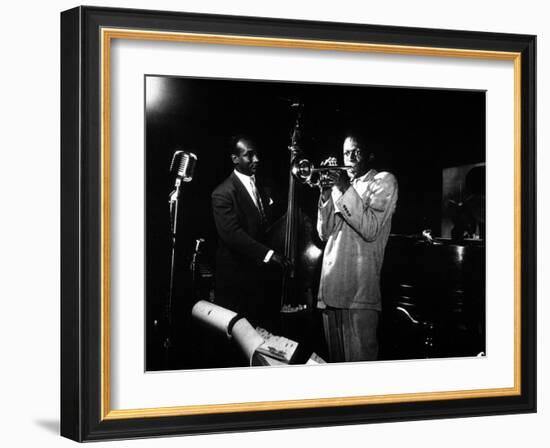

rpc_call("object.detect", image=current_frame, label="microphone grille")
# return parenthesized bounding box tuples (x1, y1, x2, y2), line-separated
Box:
(170, 150, 183, 173)
(178, 151, 197, 182)
(170, 150, 197, 182)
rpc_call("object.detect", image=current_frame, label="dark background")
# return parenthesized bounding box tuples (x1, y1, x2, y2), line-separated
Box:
(145, 75, 485, 370)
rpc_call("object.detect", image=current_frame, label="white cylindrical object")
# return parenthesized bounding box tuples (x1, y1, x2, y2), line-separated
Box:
(191, 300, 238, 337)
(231, 318, 265, 365)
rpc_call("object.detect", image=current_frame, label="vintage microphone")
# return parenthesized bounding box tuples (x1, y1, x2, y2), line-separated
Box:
(167, 150, 197, 327)
(168, 151, 197, 238)
(170, 150, 197, 184)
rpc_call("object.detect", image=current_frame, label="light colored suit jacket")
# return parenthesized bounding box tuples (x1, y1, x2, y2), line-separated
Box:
(317, 169, 398, 310)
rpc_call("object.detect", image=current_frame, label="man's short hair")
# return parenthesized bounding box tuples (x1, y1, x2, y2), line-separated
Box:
(229, 134, 257, 157)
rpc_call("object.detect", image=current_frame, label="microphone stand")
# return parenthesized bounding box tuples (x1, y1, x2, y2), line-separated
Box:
(160, 150, 198, 367)
(160, 175, 184, 364)
(167, 177, 183, 330)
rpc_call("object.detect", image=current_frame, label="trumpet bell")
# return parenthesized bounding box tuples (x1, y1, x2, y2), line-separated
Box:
(291, 159, 314, 183)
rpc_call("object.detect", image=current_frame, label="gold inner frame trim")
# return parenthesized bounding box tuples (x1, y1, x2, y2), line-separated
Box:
(100, 27, 522, 420)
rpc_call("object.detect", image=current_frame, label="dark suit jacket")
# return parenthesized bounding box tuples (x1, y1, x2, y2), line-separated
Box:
(211, 172, 276, 328)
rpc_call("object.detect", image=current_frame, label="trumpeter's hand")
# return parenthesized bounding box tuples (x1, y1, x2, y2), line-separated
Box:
(319, 157, 338, 201)
(330, 169, 351, 195)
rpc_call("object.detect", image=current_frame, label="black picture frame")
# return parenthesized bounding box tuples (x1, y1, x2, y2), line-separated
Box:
(61, 5, 536, 442)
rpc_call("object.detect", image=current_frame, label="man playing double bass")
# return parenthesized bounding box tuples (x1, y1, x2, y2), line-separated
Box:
(316, 134, 398, 362)
(212, 136, 290, 334)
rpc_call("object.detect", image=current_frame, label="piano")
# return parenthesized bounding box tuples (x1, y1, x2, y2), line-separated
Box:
(380, 234, 486, 360)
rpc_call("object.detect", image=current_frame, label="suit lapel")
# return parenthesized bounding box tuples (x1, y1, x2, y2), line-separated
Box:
(230, 172, 263, 221)
(255, 181, 271, 221)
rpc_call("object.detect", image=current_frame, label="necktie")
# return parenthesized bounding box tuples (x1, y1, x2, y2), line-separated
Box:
(250, 176, 266, 222)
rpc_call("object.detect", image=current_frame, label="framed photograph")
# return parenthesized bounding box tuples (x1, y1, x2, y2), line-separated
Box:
(61, 6, 536, 442)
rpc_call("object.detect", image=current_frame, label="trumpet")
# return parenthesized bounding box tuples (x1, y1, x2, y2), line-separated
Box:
(291, 158, 351, 187)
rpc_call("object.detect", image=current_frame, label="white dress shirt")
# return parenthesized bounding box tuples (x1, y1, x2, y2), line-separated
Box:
(233, 169, 273, 263)
(234, 169, 262, 211)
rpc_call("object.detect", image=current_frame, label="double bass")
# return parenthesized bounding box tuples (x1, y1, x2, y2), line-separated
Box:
(266, 102, 323, 344)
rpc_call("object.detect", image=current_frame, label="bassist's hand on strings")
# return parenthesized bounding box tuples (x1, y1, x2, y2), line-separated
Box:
(270, 252, 292, 271)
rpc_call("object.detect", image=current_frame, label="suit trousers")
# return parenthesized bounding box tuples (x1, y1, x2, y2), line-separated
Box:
(322, 307, 379, 362)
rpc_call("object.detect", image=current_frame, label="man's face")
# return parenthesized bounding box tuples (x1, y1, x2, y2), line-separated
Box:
(232, 139, 260, 176)
(343, 136, 367, 178)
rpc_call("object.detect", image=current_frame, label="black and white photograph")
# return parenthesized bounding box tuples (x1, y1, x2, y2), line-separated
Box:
(54, 3, 538, 444)
(145, 75, 486, 371)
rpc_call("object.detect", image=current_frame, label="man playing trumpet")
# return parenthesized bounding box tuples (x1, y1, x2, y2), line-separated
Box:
(316, 134, 398, 362)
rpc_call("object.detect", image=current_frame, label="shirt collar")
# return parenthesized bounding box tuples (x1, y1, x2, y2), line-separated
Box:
(353, 169, 376, 183)
(234, 169, 254, 183)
